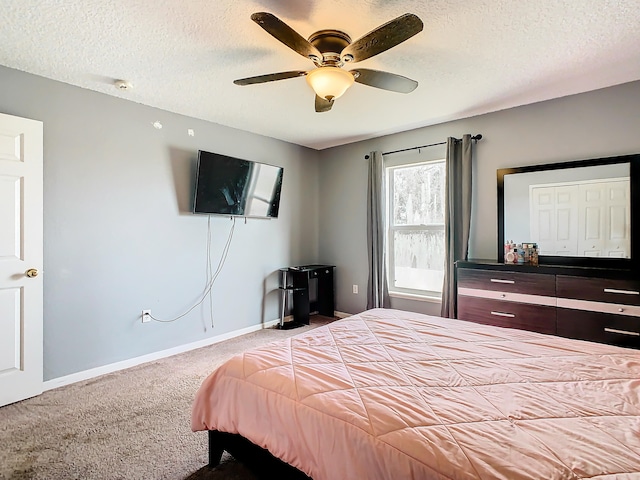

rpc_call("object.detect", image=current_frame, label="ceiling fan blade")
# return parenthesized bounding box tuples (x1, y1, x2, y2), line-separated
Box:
(234, 71, 307, 86)
(351, 69, 418, 93)
(341, 13, 423, 63)
(315, 95, 334, 113)
(251, 12, 322, 62)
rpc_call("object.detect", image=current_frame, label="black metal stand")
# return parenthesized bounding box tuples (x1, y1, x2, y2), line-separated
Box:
(278, 265, 335, 327)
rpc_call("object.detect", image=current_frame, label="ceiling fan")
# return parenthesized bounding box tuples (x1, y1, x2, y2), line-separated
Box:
(234, 12, 424, 112)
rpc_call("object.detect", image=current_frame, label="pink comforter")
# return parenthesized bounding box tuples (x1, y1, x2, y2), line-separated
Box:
(192, 308, 640, 479)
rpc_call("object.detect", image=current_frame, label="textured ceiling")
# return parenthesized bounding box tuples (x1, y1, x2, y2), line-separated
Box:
(2, 1, 640, 150)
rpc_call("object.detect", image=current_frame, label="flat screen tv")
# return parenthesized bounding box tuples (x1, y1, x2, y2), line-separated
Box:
(193, 151, 284, 218)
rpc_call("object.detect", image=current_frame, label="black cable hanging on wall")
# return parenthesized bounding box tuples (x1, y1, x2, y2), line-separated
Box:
(364, 134, 482, 159)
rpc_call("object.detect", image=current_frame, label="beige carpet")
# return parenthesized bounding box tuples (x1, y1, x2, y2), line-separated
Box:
(0, 317, 333, 480)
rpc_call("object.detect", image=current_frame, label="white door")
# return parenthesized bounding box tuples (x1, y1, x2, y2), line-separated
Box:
(553, 185, 579, 255)
(530, 185, 579, 255)
(530, 186, 555, 254)
(578, 182, 606, 257)
(577, 179, 630, 257)
(604, 180, 630, 257)
(0, 112, 43, 407)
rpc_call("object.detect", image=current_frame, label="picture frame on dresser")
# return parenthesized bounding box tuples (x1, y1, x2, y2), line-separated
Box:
(497, 153, 640, 271)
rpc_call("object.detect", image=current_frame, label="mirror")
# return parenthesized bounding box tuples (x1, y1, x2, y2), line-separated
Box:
(497, 154, 639, 269)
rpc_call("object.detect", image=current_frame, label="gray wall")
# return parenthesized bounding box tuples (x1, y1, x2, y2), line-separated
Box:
(0, 65, 320, 381)
(318, 80, 640, 316)
(4, 62, 640, 380)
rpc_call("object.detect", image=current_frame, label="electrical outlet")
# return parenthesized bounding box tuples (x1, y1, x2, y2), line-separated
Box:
(352, 284, 358, 294)
(142, 310, 151, 323)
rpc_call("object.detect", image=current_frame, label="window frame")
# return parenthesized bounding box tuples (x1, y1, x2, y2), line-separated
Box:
(385, 157, 446, 300)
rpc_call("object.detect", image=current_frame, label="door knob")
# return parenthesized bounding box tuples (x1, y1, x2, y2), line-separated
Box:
(25, 268, 39, 278)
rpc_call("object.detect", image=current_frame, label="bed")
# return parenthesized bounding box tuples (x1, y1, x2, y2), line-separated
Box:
(191, 308, 640, 479)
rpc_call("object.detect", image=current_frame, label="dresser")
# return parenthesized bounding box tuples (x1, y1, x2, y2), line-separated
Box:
(456, 260, 640, 349)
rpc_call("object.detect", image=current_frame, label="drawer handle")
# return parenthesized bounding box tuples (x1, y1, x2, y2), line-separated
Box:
(491, 311, 515, 318)
(491, 279, 515, 284)
(603, 288, 639, 295)
(604, 327, 640, 337)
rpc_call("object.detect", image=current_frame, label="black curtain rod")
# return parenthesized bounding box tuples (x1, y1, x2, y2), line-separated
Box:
(365, 134, 482, 159)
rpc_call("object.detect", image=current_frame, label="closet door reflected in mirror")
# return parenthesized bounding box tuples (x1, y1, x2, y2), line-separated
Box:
(526, 174, 630, 257)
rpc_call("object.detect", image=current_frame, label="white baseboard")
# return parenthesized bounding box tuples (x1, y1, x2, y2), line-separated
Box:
(43, 312, 353, 392)
(43, 318, 281, 392)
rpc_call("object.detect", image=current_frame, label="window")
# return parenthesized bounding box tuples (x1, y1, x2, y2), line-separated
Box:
(386, 159, 446, 298)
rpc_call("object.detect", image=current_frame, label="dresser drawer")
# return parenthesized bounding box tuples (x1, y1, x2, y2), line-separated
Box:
(458, 268, 555, 296)
(557, 308, 640, 349)
(557, 275, 640, 306)
(457, 296, 556, 334)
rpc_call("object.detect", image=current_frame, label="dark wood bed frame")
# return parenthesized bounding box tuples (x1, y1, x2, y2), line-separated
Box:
(208, 430, 311, 480)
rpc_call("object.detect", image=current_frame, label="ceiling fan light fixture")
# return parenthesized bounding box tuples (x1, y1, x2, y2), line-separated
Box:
(306, 67, 354, 101)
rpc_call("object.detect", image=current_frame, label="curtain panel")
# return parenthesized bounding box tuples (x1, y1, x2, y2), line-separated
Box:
(441, 135, 473, 318)
(366, 151, 391, 309)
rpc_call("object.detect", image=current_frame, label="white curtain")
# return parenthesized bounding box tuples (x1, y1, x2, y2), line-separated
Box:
(366, 151, 391, 309)
(441, 135, 473, 318)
